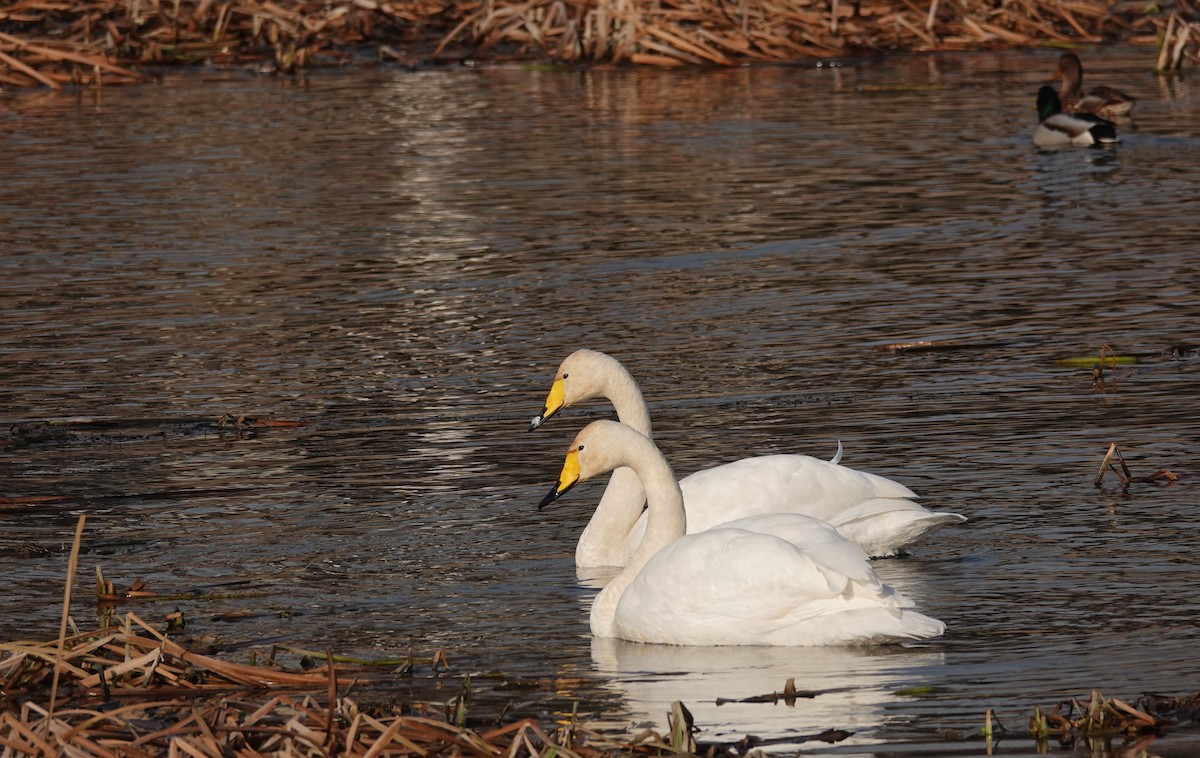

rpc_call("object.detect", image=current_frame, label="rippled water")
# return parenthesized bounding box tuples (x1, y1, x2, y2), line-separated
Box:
(3, 47, 1199, 755)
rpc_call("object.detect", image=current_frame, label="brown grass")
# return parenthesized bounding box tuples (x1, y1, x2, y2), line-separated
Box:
(0, 515, 623, 756)
(0, 0, 1191, 88)
(1, 607, 701, 756)
(4, 516, 1200, 754)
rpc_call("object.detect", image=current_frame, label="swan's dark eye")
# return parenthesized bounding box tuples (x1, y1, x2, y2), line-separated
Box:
(577, 444, 585, 452)
(562, 373, 569, 380)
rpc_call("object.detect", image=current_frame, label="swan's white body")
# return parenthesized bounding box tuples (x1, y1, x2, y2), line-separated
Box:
(542, 421, 946, 646)
(531, 350, 965, 566)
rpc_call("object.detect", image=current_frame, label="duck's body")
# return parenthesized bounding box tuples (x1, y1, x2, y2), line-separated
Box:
(540, 421, 946, 646)
(1034, 85, 1118, 148)
(531, 349, 965, 566)
(1054, 52, 1135, 120)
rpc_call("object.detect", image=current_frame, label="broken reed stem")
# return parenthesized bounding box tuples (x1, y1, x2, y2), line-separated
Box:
(1112, 446, 1134, 481)
(1095, 442, 1117, 486)
(1158, 12, 1178, 70)
(1098, 344, 1117, 377)
(1169, 21, 1194, 70)
(0, 48, 62, 89)
(326, 647, 338, 753)
(1095, 443, 1177, 487)
(49, 514, 87, 726)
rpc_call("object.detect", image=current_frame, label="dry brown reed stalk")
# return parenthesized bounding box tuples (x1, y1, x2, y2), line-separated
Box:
(1094, 442, 1179, 487)
(0, 0, 1179, 83)
(1028, 689, 1164, 750)
(48, 514, 86, 725)
(5, 611, 661, 756)
(1157, 13, 1199, 72)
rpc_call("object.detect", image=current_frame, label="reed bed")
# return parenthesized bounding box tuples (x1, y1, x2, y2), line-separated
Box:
(0, 515, 670, 757)
(0, 609, 672, 756)
(4, 612, 1199, 756)
(0, 0, 1193, 87)
(3, 517, 1200, 755)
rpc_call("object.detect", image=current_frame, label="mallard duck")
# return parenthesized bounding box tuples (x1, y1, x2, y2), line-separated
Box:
(530, 349, 965, 566)
(1034, 85, 1118, 148)
(1054, 52, 1136, 119)
(539, 420, 947, 646)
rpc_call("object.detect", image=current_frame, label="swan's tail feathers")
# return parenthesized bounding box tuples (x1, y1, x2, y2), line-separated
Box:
(883, 609, 946, 641)
(827, 499, 966, 557)
(766, 606, 946, 646)
(848, 607, 946, 643)
(829, 440, 844, 465)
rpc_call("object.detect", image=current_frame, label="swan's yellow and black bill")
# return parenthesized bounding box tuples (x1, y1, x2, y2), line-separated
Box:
(537, 448, 581, 510)
(527, 377, 566, 431)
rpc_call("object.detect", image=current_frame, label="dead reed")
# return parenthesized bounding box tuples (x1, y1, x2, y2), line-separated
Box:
(1095, 441, 1179, 486)
(5, 613, 1199, 756)
(1, 514, 573, 756)
(5, 516, 1200, 754)
(1011, 689, 1197, 754)
(0, 607, 685, 756)
(0, 0, 1191, 87)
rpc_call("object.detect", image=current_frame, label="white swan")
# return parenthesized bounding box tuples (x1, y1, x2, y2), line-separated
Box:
(538, 420, 946, 646)
(529, 349, 965, 566)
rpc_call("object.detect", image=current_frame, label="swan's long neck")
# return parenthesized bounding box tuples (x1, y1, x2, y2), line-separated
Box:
(575, 466, 645, 566)
(598, 356, 653, 439)
(589, 428, 685, 636)
(574, 353, 654, 566)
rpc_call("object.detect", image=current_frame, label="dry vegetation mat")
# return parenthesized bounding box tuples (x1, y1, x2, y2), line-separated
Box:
(0, 610, 665, 756)
(3, 511, 1200, 755)
(0, 0, 1196, 88)
(4, 612, 1200, 756)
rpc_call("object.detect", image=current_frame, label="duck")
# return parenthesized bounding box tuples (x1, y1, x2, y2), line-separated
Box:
(529, 349, 965, 566)
(1053, 52, 1135, 120)
(1034, 85, 1118, 148)
(538, 420, 947, 646)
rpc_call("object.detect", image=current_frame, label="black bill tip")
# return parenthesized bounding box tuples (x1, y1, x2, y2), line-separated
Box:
(537, 478, 577, 510)
(537, 485, 560, 510)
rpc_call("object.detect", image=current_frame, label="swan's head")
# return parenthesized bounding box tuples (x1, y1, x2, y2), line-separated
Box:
(528, 349, 617, 431)
(537, 420, 629, 509)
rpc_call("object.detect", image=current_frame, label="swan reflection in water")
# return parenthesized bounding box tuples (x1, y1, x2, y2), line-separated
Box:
(588, 635, 945, 750)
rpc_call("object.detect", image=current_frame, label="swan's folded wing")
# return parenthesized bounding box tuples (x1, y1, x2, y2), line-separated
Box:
(676, 454, 917, 533)
(719, 512, 878, 585)
(613, 527, 931, 645)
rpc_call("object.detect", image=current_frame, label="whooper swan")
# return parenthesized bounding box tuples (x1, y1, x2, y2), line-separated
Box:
(530, 349, 965, 566)
(539, 420, 947, 646)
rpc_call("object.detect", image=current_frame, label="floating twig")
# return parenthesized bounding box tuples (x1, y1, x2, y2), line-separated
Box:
(1095, 443, 1179, 487)
(715, 677, 817, 705)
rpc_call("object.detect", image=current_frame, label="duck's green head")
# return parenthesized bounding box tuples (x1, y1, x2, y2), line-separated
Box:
(1036, 86, 1062, 121)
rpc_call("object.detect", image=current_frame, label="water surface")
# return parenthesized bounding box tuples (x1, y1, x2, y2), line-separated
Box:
(2, 47, 1199, 755)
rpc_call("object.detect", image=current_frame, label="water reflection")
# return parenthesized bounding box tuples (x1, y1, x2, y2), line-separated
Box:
(590, 637, 944, 749)
(3, 46, 1200, 757)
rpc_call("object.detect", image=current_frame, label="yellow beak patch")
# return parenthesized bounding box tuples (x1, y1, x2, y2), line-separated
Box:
(541, 377, 566, 420)
(538, 447, 581, 510)
(556, 448, 581, 494)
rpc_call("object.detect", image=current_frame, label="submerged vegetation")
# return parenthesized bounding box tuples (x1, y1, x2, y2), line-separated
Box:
(0, 0, 1197, 88)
